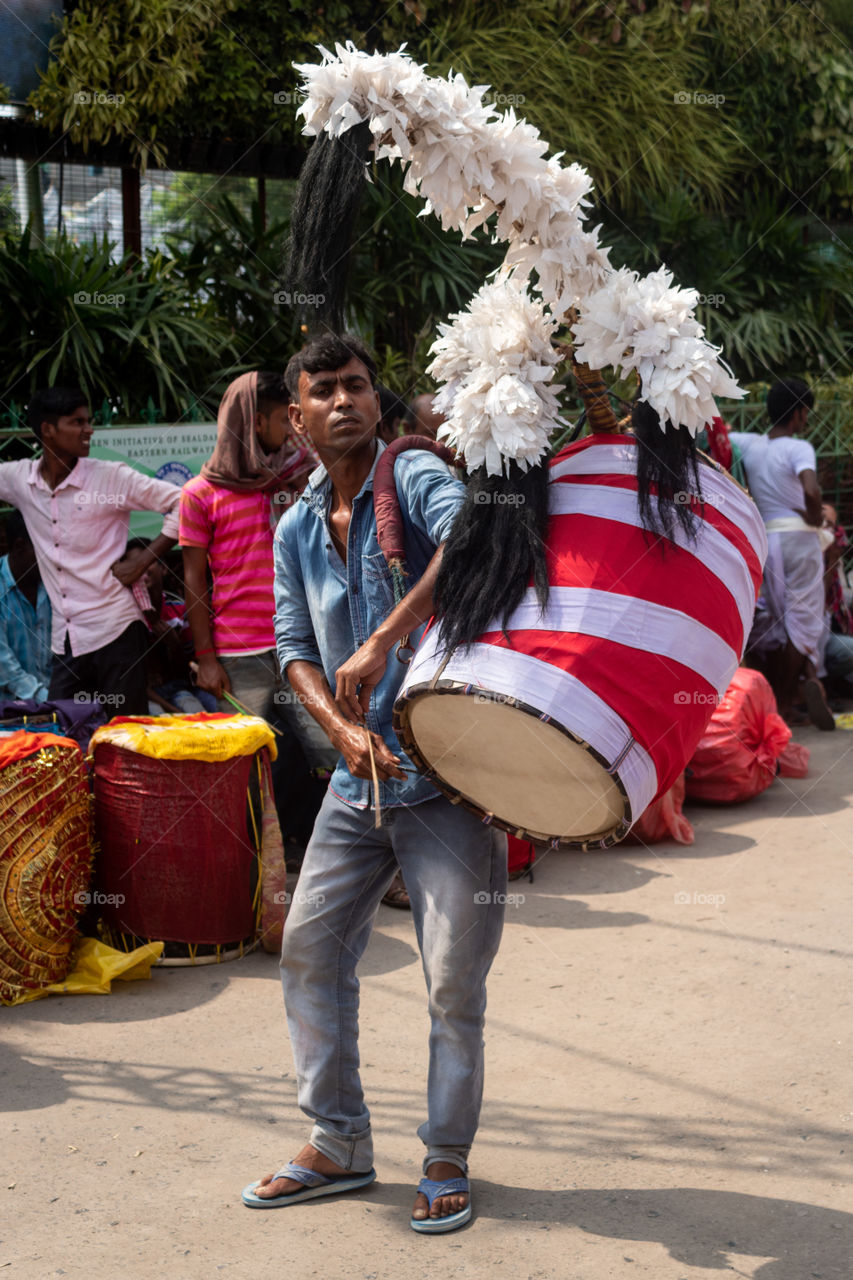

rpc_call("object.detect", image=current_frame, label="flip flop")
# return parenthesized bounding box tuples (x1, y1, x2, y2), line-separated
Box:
(241, 1162, 376, 1208)
(410, 1175, 472, 1234)
(803, 678, 836, 731)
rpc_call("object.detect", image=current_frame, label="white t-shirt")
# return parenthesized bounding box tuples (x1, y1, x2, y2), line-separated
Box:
(728, 432, 816, 521)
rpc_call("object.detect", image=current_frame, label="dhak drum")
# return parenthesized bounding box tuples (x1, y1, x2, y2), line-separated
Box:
(394, 435, 767, 850)
(91, 714, 277, 964)
(0, 733, 93, 1005)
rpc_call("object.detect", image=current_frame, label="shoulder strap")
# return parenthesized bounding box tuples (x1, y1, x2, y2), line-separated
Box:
(373, 436, 456, 605)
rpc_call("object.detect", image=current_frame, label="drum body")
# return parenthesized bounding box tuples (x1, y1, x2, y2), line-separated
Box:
(394, 435, 767, 849)
(0, 738, 93, 1004)
(93, 744, 258, 953)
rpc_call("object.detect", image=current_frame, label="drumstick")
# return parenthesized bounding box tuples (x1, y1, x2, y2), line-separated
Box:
(365, 729, 382, 829)
(188, 662, 283, 736)
(220, 688, 284, 736)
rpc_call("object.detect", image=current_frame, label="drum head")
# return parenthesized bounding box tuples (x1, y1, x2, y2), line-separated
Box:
(405, 691, 626, 844)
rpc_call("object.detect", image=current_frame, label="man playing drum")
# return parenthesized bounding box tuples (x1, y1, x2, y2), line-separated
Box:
(241, 333, 506, 1233)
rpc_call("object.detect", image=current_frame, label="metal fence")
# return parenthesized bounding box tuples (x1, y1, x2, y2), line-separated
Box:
(0, 158, 280, 256)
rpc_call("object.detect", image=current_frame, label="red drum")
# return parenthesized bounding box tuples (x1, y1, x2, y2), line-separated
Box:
(394, 434, 767, 849)
(93, 745, 260, 961)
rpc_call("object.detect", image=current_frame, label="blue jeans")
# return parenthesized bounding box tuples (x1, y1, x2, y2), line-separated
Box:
(280, 789, 507, 1175)
(825, 631, 853, 688)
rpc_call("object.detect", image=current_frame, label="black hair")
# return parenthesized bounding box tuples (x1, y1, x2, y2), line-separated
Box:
(377, 384, 407, 431)
(633, 399, 702, 540)
(256, 371, 290, 415)
(285, 120, 373, 333)
(5, 509, 30, 546)
(284, 332, 377, 401)
(767, 378, 814, 427)
(27, 386, 88, 443)
(434, 461, 551, 652)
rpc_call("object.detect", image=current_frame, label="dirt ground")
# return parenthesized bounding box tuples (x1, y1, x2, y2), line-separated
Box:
(2, 727, 851, 1280)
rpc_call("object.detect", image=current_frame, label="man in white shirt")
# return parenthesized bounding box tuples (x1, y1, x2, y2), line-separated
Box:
(730, 379, 832, 727)
(0, 387, 181, 716)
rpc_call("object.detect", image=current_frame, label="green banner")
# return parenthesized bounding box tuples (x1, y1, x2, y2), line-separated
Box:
(90, 423, 217, 538)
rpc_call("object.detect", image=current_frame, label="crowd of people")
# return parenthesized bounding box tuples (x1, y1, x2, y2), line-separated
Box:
(0, 374, 849, 740)
(0, 351, 851, 1233)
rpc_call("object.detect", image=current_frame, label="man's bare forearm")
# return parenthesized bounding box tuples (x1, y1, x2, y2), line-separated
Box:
(183, 566, 215, 654)
(286, 660, 349, 739)
(286, 659, 404, 778)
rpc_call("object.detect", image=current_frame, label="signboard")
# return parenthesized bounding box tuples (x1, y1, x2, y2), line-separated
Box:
(90, 423, 217, 538)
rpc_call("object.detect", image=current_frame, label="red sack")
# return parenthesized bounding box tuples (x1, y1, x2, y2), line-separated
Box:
(625, 772, 694, 845)
(685, 667, 792, 803)
(777, 739, 810, 777)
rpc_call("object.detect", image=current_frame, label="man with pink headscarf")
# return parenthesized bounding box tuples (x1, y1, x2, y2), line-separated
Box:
(180, 371, 336, 767)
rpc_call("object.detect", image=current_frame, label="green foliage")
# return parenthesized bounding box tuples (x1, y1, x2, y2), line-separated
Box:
(163, 189, 302, 372)
(601, 188, 853, 382)
(157, 169, 504, 396)
(28, 0, 234, 169)
(704, 0, 853, 213)
(0, 229, 240, 419)
(408, 0, 738, 211)
(164, 0, 391, 145)
(16, 0, 853, 394)
(347, 165, 505, 370)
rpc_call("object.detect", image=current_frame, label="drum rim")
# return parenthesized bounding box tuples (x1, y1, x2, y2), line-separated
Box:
(393, 681, 632, 852)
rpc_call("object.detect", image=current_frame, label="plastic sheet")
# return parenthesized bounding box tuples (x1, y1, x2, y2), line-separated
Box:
(6, 937, 163, 1004)
(625, 773, 694, 845)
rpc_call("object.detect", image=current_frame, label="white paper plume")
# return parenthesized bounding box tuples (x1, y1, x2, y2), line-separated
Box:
(571, 267, 744, 436)
(294, 44, 744, 454)
(427, 277, 565, 476)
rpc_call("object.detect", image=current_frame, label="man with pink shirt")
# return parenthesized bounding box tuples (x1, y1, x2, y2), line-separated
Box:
(0, 386, 182, 715)
(180, 371, 335, 767)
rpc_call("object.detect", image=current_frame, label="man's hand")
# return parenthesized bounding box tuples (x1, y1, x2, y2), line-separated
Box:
(111, 546, 151, 586)
(330, 720, 406, 782)
(335, 636, 391, 723)
(795, 506, 823, 529)
(194, 655, 230, 698)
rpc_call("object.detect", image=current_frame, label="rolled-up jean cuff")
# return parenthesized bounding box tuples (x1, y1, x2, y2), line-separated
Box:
(309, 1122, 374, 1173)
(422, 1147, 469, 1176)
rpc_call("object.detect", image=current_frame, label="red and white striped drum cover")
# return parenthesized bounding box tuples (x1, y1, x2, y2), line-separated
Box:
(394, 434, 767, 849)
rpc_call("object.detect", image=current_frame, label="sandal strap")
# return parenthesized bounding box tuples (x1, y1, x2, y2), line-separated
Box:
(417, 1175, 469, 1208)
(270, 1162, 333, 1188)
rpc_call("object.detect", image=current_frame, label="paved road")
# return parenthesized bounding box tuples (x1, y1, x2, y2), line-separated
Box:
(3, 728, 851, 1279)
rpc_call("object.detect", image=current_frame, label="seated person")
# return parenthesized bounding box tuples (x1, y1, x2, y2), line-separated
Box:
(404, 392, 445, 440)
(0, 510, 52, 703)
(820, 504, 853, 698)
(126, 538, 217, 715)
(730, 379, 832, 727)
(376, 385, 407, 444)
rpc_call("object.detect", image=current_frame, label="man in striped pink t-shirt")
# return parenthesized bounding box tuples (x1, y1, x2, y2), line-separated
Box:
(180, 371, 335, 769)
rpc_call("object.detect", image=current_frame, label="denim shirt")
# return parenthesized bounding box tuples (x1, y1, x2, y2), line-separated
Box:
(273, 440, 465, 810)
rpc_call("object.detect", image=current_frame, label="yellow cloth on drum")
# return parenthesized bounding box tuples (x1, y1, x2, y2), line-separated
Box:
(6, 937, 164, 1004)
(89, 713, 277, 763)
